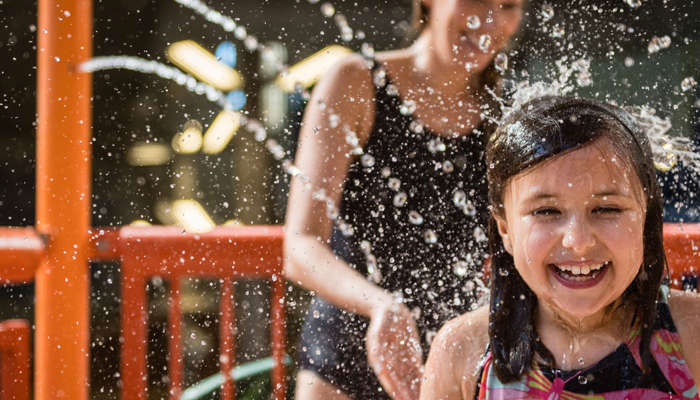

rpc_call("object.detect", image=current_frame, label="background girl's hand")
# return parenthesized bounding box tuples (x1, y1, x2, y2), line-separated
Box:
(366, 301, 423, 400)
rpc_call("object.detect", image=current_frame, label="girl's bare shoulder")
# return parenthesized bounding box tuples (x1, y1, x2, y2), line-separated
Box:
(421, 306, 490, 400)
(667, 288, 700, 384)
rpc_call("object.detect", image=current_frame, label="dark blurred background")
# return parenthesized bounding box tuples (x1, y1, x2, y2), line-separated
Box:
(0, 0, 698, 398)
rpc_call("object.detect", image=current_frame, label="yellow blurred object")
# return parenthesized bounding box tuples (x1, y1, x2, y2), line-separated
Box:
(129, 219, 152, 226)
(172, 121, 203, 154)
(276, 45, 352, 92)
(171, 200, 216, 233)
(202, 110, 241, 154)
(127, 143, 172, 166)
(167, 40, 243, 91)
(223, 219, 243, 226)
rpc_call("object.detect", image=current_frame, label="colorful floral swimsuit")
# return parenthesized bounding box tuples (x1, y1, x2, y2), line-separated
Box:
(476, 287, 698, 400)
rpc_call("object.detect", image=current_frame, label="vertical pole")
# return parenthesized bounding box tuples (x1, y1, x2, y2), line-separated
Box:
(219, 278, 235, 400)
(35, 0, 92, 398)
(270, 276, 286, 400)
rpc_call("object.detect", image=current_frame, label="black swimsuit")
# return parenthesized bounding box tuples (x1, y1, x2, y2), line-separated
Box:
(297, 58, 490, 399)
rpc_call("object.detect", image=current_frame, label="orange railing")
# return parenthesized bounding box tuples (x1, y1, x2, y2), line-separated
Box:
(0, 319, 30, 400)
(1, 225, 288, 400)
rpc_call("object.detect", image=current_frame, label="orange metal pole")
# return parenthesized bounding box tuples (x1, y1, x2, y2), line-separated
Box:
(35, 0, 92, 398)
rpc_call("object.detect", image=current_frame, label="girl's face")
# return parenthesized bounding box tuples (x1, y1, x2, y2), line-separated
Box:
(495, 138, 646, 321)
(425, 0, 523, 72)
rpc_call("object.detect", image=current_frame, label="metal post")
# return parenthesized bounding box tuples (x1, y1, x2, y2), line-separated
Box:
(35, 0, 92, 398)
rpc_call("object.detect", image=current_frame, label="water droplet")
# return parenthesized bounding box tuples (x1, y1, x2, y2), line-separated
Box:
(243, 36, 258, 51)
(388, 177, 401, 191)
(386, 84, 399, 96)
(494, 53, 508, 73)
(541, 3, 554, 21)
(577, 356, 585, 365)
(624, 0, 642, 7)
(381, 167, 392, 177)
(409, 120, 424, 134)
(624, 57, 635, 67)
(307, 0, 320, 3)
(361, 43, 375, 58)
(338, 221, 354, 236)
(427, 139, 446, 153)
(373, 68, 387, 87)
(577, 374, 588, 384)
(463, 201, 477, 217)
(361, 154, 375, 167)
(408, 211, 424, 225)
(478, 34, 492, 52)
(498, 268, 509, 277)
(313, 310, 320, 318)
(393, 192, 408, 207)
(400, 100, 416, 115)
(551, 24, 565, 38)
(63, 10, 71, 17)
(424, 229, 438, 244)
(473, 227, 487, 242)
(453, 190, 467, 207)
(234, 26, 247, 40)
(681, 77, 697, 92)
(54, 56, 60, 62)
(453, 261, 469, 276)
(442, 160, 454, 173)
(466, 15, 481, 30)
(647, 35, 671, 54)
(329, 113, 340, 128)
(321, 2, 335, 17)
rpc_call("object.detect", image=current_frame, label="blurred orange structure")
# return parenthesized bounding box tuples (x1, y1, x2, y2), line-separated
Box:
(0, 319, 30, 400)
(0, 0, 696, 399)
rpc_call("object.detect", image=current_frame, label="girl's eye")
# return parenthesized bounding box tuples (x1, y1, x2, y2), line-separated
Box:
(593, 206, 622, 214)
(532, 208, 560, 216)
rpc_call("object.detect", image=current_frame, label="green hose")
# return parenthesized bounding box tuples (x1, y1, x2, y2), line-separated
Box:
(180, 354, 291, 400)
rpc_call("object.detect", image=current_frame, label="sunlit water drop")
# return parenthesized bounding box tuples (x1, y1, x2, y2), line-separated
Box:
(400, 100, 416, 115)
(540, 3, 554, 21)
(408, 211, 424, 225)
(393, 192, 408, 207)
(466, 15, 481, 30)
(320, 2, 335, 17)
(681, 77, 697, 92)
(647, 35, 671, 54)
(494, 53, 508, 73)
(624, 0, 642, 7)
(423, 229, 438, 244)
(478, 34, 492, 52)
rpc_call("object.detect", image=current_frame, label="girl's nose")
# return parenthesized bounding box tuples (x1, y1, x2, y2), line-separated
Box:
(561, 217, 596, 254)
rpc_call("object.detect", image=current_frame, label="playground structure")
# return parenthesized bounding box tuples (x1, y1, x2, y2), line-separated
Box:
(0, 0, 698, 399)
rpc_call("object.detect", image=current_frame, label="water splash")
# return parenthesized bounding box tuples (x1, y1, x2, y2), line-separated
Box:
(487, 57, 700, 175)
(80, 56, 228, 107)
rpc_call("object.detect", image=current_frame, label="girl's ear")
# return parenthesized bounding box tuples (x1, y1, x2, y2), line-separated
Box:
(494, 214, 513, 254)
(422, 0, 433, 8)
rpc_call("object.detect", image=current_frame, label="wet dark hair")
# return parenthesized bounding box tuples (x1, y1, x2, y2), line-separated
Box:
(486, 96, 666, 382)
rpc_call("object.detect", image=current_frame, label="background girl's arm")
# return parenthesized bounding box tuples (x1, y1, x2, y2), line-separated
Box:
(420, 306, 490, 400)
(668, 289, 700, 385)
(283, 53, 388, 317)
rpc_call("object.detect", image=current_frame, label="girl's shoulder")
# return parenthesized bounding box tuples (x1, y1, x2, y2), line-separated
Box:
(422, 306, 490, 399)
(667, 288, 700, 385)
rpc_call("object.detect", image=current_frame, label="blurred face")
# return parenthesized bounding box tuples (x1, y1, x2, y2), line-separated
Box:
(495, 138, 646, 322)
(424, 0, 523, 71)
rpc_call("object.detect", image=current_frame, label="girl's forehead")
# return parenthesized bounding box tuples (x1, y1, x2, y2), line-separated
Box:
(509, 139, 641, 200)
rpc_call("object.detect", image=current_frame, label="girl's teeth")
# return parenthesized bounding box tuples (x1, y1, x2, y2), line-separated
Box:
(555, 263, 606, 275)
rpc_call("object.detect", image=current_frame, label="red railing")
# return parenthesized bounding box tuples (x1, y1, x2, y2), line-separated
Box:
(1, 225, 287, 400)
(0, 319, 30, 400)
(114, 225, 286, 400)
